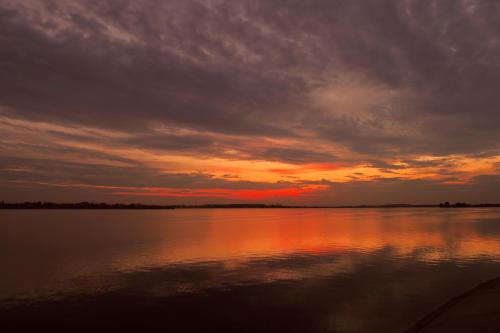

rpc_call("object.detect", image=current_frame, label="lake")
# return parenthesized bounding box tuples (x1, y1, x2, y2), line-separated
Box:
(1, 208, 500, 332)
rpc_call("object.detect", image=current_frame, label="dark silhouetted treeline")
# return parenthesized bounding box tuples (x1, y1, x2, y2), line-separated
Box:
(0, 202, 285, 209)
(0, 201, 499, 209)
(0, 201, 175, 209)
(438, 201, 500, 208)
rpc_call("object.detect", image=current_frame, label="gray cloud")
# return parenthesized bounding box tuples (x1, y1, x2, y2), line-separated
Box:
(259, 148, 337, 164)
(1, 1, 500, 153)
(0, 2, 303, 137)
(123, 133, 214, 153)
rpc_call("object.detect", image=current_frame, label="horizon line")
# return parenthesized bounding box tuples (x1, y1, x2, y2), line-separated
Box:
(2, 201, 500, 209)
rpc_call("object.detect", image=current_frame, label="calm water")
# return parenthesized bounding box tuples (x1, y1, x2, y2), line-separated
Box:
(1, 208, 500, 332)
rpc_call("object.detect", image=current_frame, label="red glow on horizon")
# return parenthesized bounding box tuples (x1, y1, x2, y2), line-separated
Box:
(114, 186, 323, 200)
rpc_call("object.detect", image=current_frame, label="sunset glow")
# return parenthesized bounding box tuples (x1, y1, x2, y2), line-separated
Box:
(0, 0, 499, 205)
(2, 3, 500, 331)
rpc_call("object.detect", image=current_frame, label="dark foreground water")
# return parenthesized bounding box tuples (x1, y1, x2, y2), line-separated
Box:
(1, 208, 500, 332)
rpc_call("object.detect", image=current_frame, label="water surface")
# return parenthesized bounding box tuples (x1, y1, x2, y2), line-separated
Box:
(2, 208, 500, 332)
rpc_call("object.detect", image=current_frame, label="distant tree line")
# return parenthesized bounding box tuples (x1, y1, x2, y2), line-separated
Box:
(0, 201, 498, 209)
(0, 201, 175, 209)
(438, 202, 499, 208)
(0, 202, 285, 209)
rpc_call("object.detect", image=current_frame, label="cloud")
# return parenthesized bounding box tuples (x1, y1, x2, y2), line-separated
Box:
(123, 133, 214, 153)
(259, 148, 337, 164)
(0, 0, 499, 203)
(0, 155, 328, 203)
(306, 176, 500, 205)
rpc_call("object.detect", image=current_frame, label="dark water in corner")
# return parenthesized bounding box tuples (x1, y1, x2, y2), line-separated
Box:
(1, 208, 500, 332)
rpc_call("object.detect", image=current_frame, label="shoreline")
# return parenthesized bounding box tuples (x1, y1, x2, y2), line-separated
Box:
(1, 203, 500, 210)
(2, 207, 500, 210)
(406, 276, 500, 332)
(1, 206, 500, 210)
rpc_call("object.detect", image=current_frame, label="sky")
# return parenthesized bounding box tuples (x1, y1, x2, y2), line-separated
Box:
(1, 0, 500, 205)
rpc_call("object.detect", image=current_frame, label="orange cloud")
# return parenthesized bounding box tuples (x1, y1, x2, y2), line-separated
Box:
(269, 163, 342, 175)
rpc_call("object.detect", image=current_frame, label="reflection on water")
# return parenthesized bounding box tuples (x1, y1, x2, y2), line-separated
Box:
(1, 208, 500, 332)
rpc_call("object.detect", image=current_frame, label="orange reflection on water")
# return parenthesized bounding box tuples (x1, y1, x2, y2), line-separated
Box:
(141, 208, 500, 266)
(2, 208, 500, 299)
